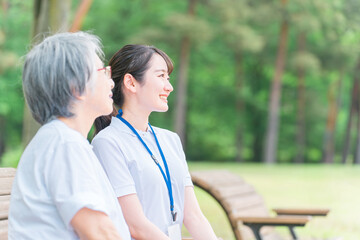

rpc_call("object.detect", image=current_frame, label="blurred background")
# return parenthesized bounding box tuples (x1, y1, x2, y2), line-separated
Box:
(0, 0, 360, 239)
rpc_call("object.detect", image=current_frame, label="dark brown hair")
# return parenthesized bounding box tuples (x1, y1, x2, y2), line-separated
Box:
(94, 44, 173, 135)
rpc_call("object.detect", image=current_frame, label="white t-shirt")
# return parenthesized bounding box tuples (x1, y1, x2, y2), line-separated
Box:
(9, 119, 131, 240)
(92, 117, 193, 236)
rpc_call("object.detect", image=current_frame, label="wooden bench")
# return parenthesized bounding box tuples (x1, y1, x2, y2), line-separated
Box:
(0, 167, 329, 240)
(0, 167, 16, 239)
(191, 170, 329, 240)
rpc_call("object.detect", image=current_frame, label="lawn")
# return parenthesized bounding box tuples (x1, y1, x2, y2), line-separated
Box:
(2, 150, 359, 239)
(185, 162, 360, 240)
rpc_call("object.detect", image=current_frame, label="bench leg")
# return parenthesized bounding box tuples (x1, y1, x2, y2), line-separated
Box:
(289, 226, 298, 240)
(248, 225, 263, 240)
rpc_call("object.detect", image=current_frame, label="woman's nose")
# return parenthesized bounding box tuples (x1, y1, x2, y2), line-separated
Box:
(165, 81, 173, 92)
(110, 78, 115, 89)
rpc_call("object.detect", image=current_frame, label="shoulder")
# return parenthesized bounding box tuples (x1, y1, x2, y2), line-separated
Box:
(151, 126, 178, 137)
(92, 117, 133, 148)
(151, 126, 182, 145)
(17, 120, 97, 184)
(26, 120, 89, 155)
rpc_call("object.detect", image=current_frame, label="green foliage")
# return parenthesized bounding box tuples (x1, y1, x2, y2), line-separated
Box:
(0, 146, 22, 167)
(0, 0, 32, 164)
(165, 14, 213, 44)
(2, 0, 360, 165)
(290, 51, 321, 73)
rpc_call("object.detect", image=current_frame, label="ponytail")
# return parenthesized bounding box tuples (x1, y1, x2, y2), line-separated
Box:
(94, 106, 118, 135)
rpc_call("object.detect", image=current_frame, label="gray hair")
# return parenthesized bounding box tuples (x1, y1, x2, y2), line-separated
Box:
(22, 31, 104, 125)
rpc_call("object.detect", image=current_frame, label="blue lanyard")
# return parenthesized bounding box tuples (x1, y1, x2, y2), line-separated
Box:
(116, 109, 177, 222)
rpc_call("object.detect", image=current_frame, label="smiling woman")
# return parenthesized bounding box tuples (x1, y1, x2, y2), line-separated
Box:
(92, 45, 220, 240)
(8, 31, 130, 240)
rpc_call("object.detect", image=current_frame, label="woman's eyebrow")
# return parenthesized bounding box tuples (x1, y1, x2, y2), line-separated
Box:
(154, 69, 167, 72)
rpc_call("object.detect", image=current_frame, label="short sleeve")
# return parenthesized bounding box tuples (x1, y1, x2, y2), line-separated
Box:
(45, 143, 110, 229)
(92, 136, 137, 197)
(174, 133, 193, 187)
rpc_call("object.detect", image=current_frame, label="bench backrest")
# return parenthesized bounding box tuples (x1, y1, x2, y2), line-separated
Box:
(191, 170, 271, 240)
(0, 168, 16, 239)
(0, 167, 16, 239)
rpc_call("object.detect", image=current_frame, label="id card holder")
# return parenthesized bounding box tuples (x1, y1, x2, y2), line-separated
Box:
(168, 224, 181, 240)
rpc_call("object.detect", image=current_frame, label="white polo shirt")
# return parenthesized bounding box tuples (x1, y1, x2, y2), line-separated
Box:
(9, 119, 131, 240)
(92, 117, 193, 236)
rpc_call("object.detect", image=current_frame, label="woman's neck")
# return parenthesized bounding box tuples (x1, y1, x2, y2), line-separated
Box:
(121, 106, 150, 132)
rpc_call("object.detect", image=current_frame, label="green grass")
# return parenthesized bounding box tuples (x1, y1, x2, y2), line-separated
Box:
(185, 162, 360, 240)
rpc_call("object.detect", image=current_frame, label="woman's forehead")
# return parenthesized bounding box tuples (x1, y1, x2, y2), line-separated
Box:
(148, 54, 167, 70)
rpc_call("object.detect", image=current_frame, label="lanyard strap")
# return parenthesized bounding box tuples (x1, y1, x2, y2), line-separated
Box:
(116, 109, 177, 222)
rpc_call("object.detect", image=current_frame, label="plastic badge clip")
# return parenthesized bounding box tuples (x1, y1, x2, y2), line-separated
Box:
(171, 211, 177, 222)
(151, 155, 159, 164)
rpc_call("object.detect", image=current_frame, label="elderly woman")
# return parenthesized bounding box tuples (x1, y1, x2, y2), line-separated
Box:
(9, 32, 130, 240)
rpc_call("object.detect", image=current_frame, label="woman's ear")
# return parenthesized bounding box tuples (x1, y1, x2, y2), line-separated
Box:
(73, 88, 86, 101)
(123, 73, 137, 93)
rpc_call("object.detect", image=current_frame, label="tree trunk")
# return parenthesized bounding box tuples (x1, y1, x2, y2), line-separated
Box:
(322, 71, 343, 164)
(0, 1, 8, 163)
(235, 52, 244, 162)
(1, 0, 8, 16)
(69, 0, 93, 32)
(353, 61, 360, 164)
(263, 0, 289, 164)
(0, 116, 5, 163)
(294, 32, 306, 163)
(354, 107, 360, 164)
(174, 0, 196, 148)
(22, 0, 71, 147)
(249, 59, 265, 162)
(342, 58, 360, 164)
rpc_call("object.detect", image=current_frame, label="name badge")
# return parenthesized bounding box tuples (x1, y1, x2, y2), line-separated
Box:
(168, 224, 181, 240)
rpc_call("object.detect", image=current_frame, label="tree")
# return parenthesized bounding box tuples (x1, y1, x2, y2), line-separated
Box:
(341, 0, 360, 164)
(342, 72, 358, 164)
(0, 0, 20, 161)
(263, 0, 289, 164)
(23, 0, 94, 146)
(173, 0, 197, 148)
(288, 0, 323, 163)
(22, 0, 71, 147)
(211, 0, 264, 162)
(69, 0, 93, 32)
(351, 59, 360, 164)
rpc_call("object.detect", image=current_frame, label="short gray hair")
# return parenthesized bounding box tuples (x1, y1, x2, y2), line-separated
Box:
(22, 31, 104, 125)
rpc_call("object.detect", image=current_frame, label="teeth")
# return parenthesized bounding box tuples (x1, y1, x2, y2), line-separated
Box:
(160, 96, 167, 100)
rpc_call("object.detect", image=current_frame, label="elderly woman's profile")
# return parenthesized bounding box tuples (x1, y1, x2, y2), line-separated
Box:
(8, 31, 131, 240)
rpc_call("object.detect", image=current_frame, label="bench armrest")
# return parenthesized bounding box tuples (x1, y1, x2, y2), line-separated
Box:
(237, 216, 311, 227)
(237, 216, 311, 240)
(272, 208, 330, 216)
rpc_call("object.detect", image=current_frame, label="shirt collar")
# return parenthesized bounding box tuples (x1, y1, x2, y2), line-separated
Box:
(111, 116, 152, 137)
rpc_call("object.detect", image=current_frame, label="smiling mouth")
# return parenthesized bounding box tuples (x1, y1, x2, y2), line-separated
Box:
(160, 95, 168, 101)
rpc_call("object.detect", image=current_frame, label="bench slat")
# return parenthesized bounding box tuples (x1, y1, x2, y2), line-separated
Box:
(213, 184, 255, 199)
(231, 205, 269, 218)
(0, 195, 11, 220)
(0, 168, 16, 196)
(0, 219, 8, 239)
